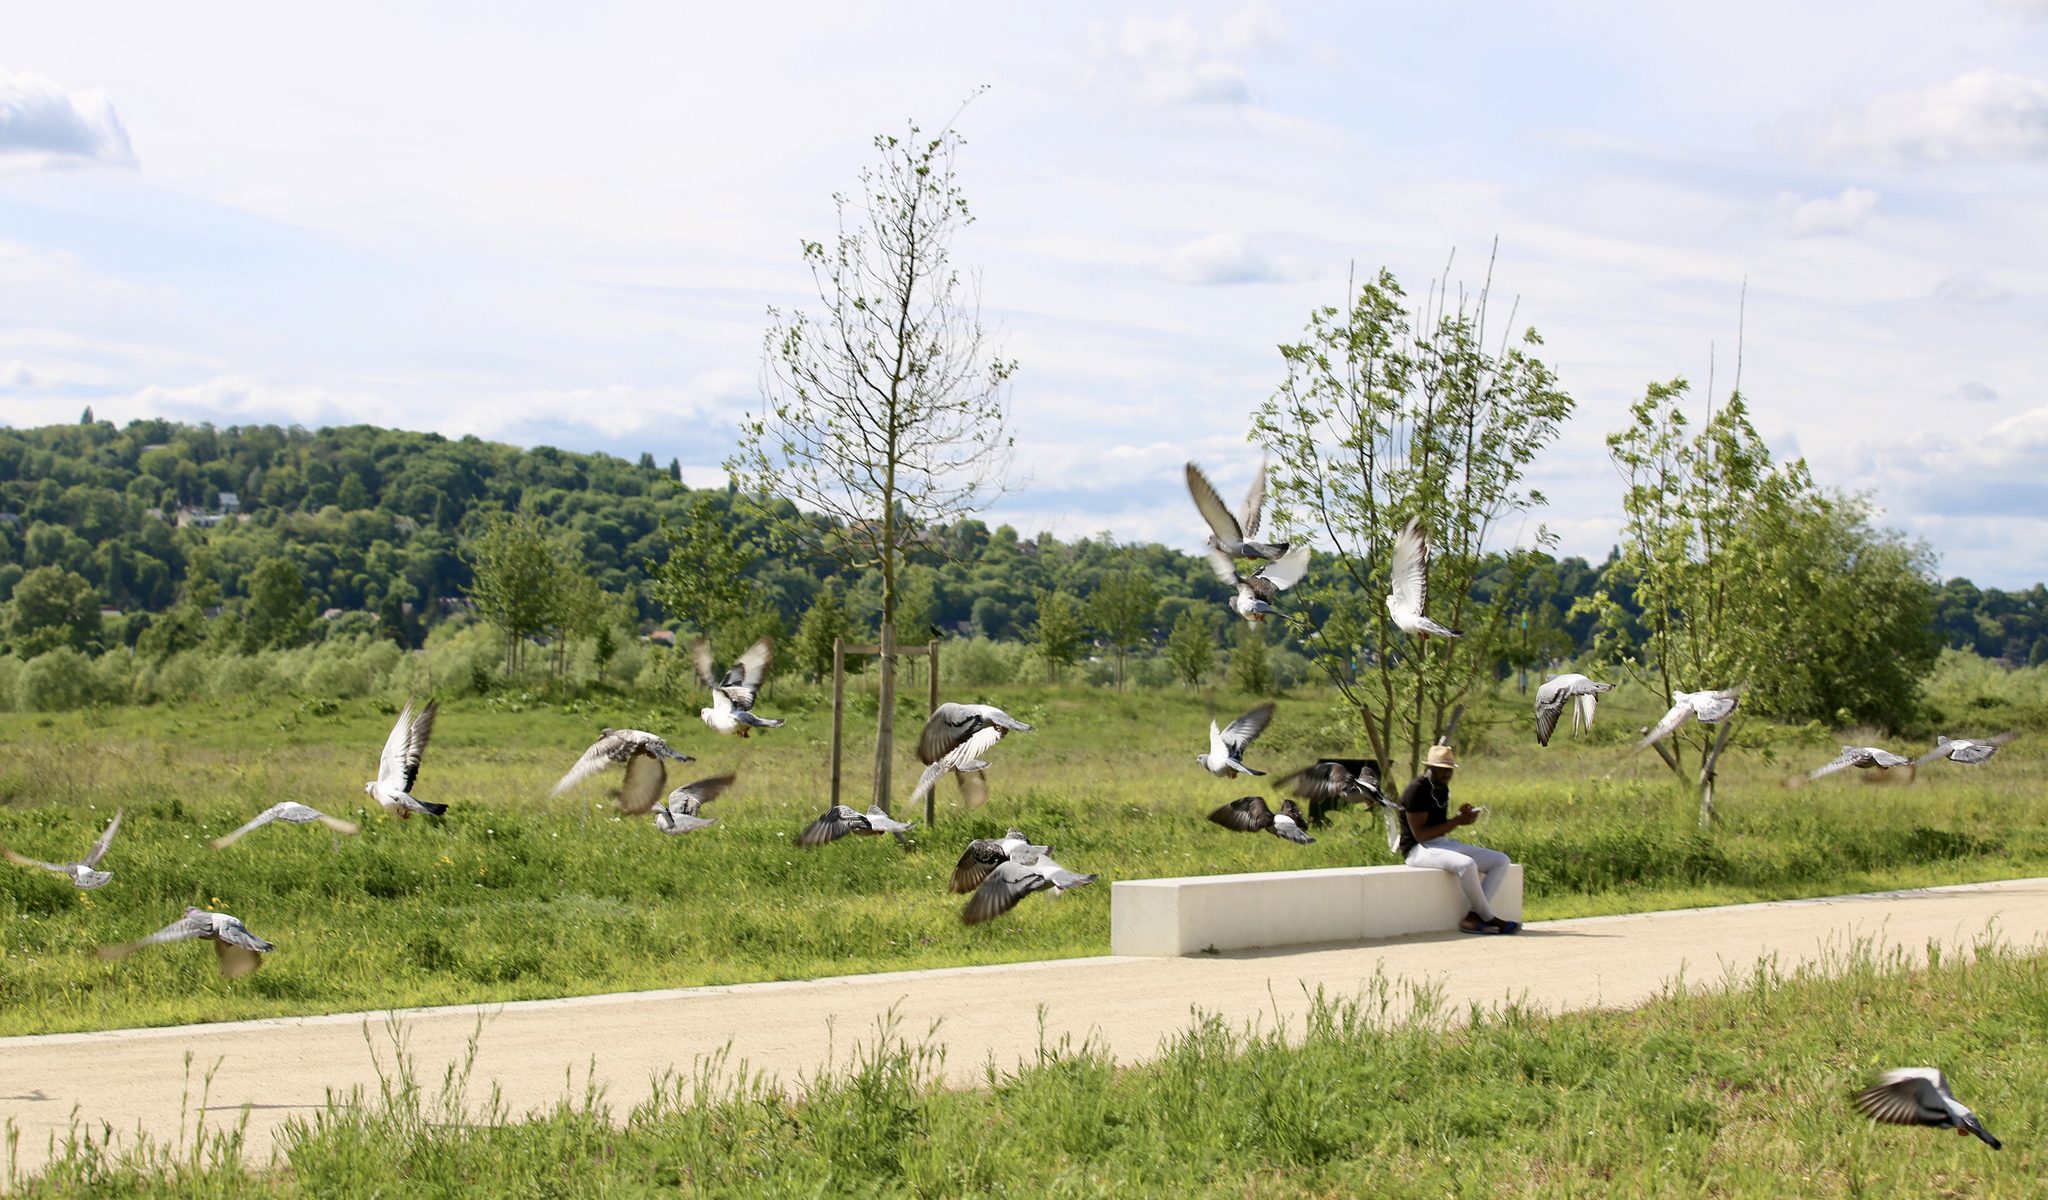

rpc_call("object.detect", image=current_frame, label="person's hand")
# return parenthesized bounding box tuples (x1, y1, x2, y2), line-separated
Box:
(1455, 804, 1478, 826)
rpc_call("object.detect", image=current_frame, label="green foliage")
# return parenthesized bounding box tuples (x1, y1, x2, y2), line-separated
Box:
(1030, 587, 1082, 683)
(1254, 261, 1575, 776)
(461, 511, 562, 673)
(794, 584, 854, 683)
(1162, 610, 1215, 688)
(646, 491, 758, 660)
(14, 646, 98, 711)
(4, 566, 103, 657)
(1227, 624, 1273, 695)
(1087, 563, 1158, 691)
(241, 556, 316, 652)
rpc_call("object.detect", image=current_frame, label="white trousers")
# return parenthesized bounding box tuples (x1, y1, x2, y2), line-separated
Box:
(1405, 837, 1512, 922)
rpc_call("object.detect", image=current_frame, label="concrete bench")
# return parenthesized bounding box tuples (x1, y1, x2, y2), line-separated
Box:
(1109, 864, 1524, 957)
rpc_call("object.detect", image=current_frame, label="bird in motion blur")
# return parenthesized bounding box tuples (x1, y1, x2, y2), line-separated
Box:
(98, 907, 276, 979)
(949, 828, 1052, 894)
(364, 698, 444, 817)
(1801, 745, 1914, 784)
(1207, 795, 1315, 844)
(651, 773, 736, 834)
(1630, 688, 1742, 755)
(3, 808, 122, 890)
(693, 637, 785, 736)
(553, 729, 693, 799)
(1276, 757, 1388, 826)
(211, 802, 359, 849)
(1185, 458, 1290, 561)
(1533, 673, 1614, 746)
(1915, 732, 2017, 767)
(1385, 519, 1460, 639)
(1853, 1069, 2000, 1149)
(1196, 702, 1275, 778)
(797, 804, 916, 847)
(1209, 543, 1312, 624)
(961, 852, 1097, 925)
(914, 702, 1034, 809)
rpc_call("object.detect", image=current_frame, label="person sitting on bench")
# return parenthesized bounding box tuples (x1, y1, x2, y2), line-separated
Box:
(1397, 744, 1519, 935)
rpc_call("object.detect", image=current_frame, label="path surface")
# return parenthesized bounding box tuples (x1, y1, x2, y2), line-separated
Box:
(5, 878, 2046, 1180)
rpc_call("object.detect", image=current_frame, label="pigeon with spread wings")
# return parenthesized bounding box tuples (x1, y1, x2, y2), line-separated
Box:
(949, 828, 1052, 893)
(1185, 459, 1290, 561)
(1276, 758, 1387, 825)
(796, 804, 915, 847)
(3, 808, 122, 890)
(1534, 674, 1614, 747)
(1915, 732, 2017, 767)
(1629, 689, 1741, 756)
(1801, 745, 1914, 784)
(961, 852, 1097, 925)
(693, 637, 785, 736)
(1385, 520, 1460, 639)
(211, 802, 359, 850)
(364, 698, 444, 817)
(1209, 543, 1311, 624)
(915, 703, 1033, 809)
(98, 907, 276, 979)
(1853, 1069, 2000, 1149)
(552, 729, 693, 806)
(1196, 702, 1275, 778)
(652, 773, 736, 834)
(1208, 795, 1316, 844)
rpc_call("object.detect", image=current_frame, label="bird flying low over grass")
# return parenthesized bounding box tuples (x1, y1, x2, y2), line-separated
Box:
(1853, 1069, 2001, 1149)
(1533, 673, 1614, 746)
(694, 636, 785, 736)
(1385, 520, 1460, 639)
(1275, 758, 1387, 826)
(652, 773, 736, 834)
(365, 698, 444, 817)
(797, 804, 915, 847)
(98, 907, 276, 979)
(3, 808, 122, 890)
(1915, 732, 2016, 767)
(1196, 702, 1275, 778)
(915, 703, 1034, 809)
(1802, 745, 1915, 783)
(1209, 543, 1311, 624)
(1207, 795, 1315, 844)
(1185, 459, 1290, 561)
(960, 852, 1097, 925)
(1631, 688, 1742, 755)
(949, 828, 1052, 894)
(553, 729, 693, 799)
(210, 802, 359, 849)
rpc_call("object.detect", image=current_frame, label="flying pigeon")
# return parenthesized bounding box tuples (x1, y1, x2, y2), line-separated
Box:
(1915, 732, 2017, 767)
(916, 703, 1034, 808)
(797, 804, 916, 847)
(1853, 1069, 2001, 1149)
(1185, 459, 1290, 561)
(949, 828, 1053, 893)
(210, 802, 359, 849)
(2, 809, 122, 890)
(1196, 702, 1275, 778)
(961, 852, 1097, 925)
(1385, 520, 1460, 639)
(98, 907, 276, 979)
(364, 698, 444, 817)
(1534, 673, 1615, 746)
(1208, 543, 1312, 624)
(1208, 795, 1316, 844)
(1275, 758, 1388, 826)
(552, 729, 694, 800)
(1804, 745, 1915, 783)
(652, 773, 737, 834)
(693, 637, 785, 736)
(1631, 689, 1742, 755)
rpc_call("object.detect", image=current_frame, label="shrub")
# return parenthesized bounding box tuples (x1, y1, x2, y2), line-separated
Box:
(15, 647, 96, 711)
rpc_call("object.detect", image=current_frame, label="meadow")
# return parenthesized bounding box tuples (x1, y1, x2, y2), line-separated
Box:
(1, 673, 2042, 1037)
(10, 932, 2044, 1196)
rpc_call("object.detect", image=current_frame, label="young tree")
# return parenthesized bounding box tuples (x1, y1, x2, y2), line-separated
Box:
(1228, 624, 1275, 695)
(728, 104, 1017, 810)
(4, 567, 103, 657)
(1088, 564, 1159, 691)
(242, 556, 316, 652)
(1253, 259, 1574, 777)
(647, 491, 757, 662)
(462, 511, 562, 674)
(795, 583, 853, 683)
(1164, 610, 1216, 688)
(1030, 588, 1082, 683)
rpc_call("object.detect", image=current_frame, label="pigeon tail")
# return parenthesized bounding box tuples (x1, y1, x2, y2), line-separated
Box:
(412, 799, 449, 816)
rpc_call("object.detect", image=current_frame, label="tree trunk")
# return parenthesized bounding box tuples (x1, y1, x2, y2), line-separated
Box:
(874, 618, 897, 814)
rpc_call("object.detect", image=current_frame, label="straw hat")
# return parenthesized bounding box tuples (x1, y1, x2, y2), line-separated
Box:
(1425, 744, 1458, 771)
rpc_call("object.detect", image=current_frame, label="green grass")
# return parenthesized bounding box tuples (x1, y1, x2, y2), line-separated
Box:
(0, 681, 2043, 1035)
(10, 935, 2046, 1196)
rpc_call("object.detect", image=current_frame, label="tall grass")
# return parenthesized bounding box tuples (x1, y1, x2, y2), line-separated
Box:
(0, 684, 2042, 1035)
(10, 937, 2044, 1196)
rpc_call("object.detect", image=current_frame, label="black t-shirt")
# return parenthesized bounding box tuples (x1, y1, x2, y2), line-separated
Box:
(1396, 773, 1449, 855)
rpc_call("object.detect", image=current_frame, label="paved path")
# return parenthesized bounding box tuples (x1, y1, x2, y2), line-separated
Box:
(5, 878, 2046, 1180)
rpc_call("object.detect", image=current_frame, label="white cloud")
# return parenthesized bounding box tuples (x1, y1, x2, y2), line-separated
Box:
(1776, 186, 1878, 236)
(1952, 380, 2002, 404)
(0, 359, 32, 388)
(1933, 270, 2013, 305)
(0, 70, 134, 166)
(1085, 2, 1282, 105)
(1157, 232, 1300, 284)
(1795, 69, 2048, 164)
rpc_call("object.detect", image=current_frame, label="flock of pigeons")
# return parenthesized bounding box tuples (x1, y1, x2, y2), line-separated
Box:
(0, 456, 2024, 1149)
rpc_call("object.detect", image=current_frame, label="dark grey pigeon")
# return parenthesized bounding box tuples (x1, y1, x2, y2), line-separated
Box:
(949, 828, 1052, 894)
(1276, 758, 1387, 826)
(797, 804, 914, 848)
(961, 853, 1097, 925)
(1208, 795, 1315, 844)
(1185, 459, 1289, 561)
(1854, 1068, 2000, 1149)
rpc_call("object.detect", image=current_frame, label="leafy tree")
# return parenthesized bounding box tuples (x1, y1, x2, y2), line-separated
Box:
(4, 566, 103, 657)
(795, 583, 853, 683)
(241, 556, 316, 652)
(1254, 261, 1574, 775)
(1088, 564, 1158, 691)
(730, 102, 1016, 808)
(462, 511, 562, 673)
(376, 590, 422, 650)
(647, 492, 757, 663)
(1228, 624, 1274, 695)
(1164, 610, 1216, 688)
(1030, 588, 1083, 683)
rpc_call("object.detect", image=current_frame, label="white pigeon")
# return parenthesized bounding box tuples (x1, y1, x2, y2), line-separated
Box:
(949, 828, 1053, 894)
(651, 773, 737, 834)
(3, 809, 122, 890)
(1208, 543, 1312, 624)
(961, 852, 1098, 925)
(1853, 1068, 2000, 1149)
(1804, 745, 1915, 783)
(211, 802, 359, 849)
(1534, 674, 1615, 747)
(1185, 459, 1290, 561)
(552, 729, 694, 799)
(1385, 519, 1460, 639)
(1915, 732, 2017, 767)
(98, 907, 276, 979)
(796, 804, 915, 847)
(693, 637, 785, 736)
(916, 703, 1034, 808)
(1631, 689, 1742, 755)
(363, 698, 444, 817)
(1196, 702, 1275, 778)
(1207, 795, 1316, 844)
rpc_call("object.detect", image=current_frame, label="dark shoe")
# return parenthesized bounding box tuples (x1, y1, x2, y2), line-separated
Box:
(1487, 918, 1521, 935)
(1458, 914, 1490, 934)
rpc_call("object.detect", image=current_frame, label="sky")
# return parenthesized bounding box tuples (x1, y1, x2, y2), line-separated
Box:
(4, 1, 2047, 585)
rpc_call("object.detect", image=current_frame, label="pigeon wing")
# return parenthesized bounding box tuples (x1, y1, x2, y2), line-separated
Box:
(1238, 457, 1268, 540)
(1257, 543, 1312, 592)
(731, 637, 774, 695)
(962, 860, 1049, 925)
(213, 939, 265, 980)
(691, 638, 718, 691)
(797, 806, 858, 848)
(1388, 521, 1428, 615)
(1208, 795, 1276, 833)
(80, 808, 123, 868)
(950, 840, 1008, 894)
(2, 849, 65, 873)
(615, 748, 669, 815)
(1185, 462, 1243, 545)
(214, 916, 275, 953)
(551, 735, 622, 796)
(1220, 703, 1276, 757)
(1854, 1070, 1949, 1126)
(667, 773, 737, 816)
(1807, 747, 1863, 781)
(1635, 700, 1696, 751)
(99, 912, 212, 959)
(1205, 544, 1242, 588)
(378, 699, 437, 793)
(918, 704, 981, 766)
(210, 804, 287, 850)
(1533, 678, 1572, 747)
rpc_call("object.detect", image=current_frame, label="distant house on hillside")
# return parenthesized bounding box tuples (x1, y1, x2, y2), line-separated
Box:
(175, 507, 223, 529)
(218, 491, 240, 513)
(645, 629, 677, 647)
